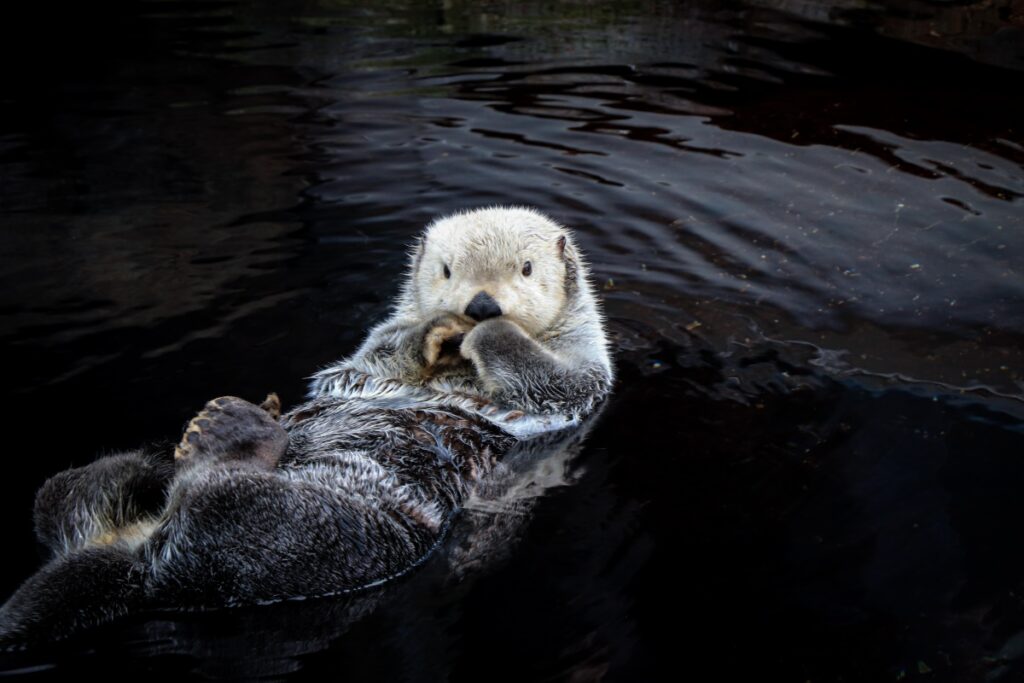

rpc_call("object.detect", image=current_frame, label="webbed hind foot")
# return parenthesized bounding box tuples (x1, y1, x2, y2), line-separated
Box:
(175, 393, 288, 471)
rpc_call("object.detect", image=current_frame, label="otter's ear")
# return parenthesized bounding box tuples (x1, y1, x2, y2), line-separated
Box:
(556, 234, 579, 284)
(410, 235, 426, 272)
(556, 234, 577, 263)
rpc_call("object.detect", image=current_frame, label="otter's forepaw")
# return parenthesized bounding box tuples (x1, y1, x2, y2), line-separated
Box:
(174, 394, 288, 471)
(423, 315, 475, 367)
(460, 318, 530, 365)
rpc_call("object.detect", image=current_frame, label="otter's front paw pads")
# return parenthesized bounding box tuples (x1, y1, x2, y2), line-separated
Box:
(175, 394, 288, 470)
(423, 316, 474, 367)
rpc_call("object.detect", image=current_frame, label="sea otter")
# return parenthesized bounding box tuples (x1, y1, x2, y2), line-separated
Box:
(0, 206, 613, 646)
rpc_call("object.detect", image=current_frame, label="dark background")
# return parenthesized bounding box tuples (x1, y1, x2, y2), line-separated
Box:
(1, 1, 1023, 680)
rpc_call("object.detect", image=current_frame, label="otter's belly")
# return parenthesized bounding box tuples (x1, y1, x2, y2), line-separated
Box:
(280, 398, 515, 516)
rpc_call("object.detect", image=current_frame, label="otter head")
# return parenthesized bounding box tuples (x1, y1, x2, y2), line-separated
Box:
(409, 206, 582, 336)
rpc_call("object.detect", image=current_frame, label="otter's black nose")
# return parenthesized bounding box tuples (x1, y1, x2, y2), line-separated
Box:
(465, 291, 502, 321)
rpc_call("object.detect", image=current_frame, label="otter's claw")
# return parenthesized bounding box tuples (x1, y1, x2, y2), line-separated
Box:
(259, 392, 282, 419)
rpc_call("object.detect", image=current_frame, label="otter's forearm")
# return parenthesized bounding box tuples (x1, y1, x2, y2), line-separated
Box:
(462, 319, 611, 417)
(308, 320, 428, 398)
(309, 316, 470, 398)
(348, 319, 432, 379)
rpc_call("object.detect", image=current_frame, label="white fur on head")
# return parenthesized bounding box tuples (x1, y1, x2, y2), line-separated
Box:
(405, 206, 582, 336)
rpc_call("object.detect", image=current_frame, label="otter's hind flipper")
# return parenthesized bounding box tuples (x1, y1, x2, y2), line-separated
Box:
(33, 449, 174, 559)
(174, 394, 288, 471)
(0, 545, 145, 649)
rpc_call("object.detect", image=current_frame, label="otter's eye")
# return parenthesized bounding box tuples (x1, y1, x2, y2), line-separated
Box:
(443, 264, 451, 279)
(522, 261, 532, 277)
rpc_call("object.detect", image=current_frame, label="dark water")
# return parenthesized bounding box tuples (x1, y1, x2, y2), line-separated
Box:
(2, 0, 1024, 680)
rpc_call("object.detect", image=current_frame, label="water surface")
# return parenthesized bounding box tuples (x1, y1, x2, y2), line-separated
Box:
(1, 1, 1023, 680)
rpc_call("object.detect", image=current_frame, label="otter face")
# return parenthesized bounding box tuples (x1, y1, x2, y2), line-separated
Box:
(411, 207, 577, 336)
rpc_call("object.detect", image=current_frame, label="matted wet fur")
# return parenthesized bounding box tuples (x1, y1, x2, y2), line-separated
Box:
(0, 206, 613, 647)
